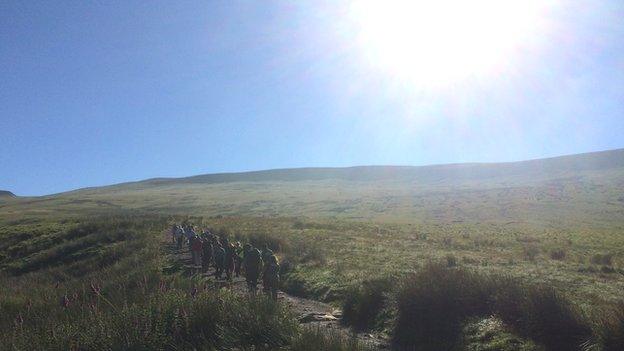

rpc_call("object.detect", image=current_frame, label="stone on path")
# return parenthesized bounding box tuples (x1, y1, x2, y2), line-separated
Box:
(298, 312, 339, 323)
(331, 309, 343, 318)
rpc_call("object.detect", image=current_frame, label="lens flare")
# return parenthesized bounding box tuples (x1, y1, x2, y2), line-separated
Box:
(350, 0, 553, 88)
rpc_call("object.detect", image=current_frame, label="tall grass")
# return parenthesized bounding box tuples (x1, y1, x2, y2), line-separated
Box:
(342, 277, 392, 331)
(493, 281, 592, 351)
(0, 217, 300, 350)
(8, 289, 299, 350)
(0, 216, 383, 350)
(594, 302, 624, 351)
(289, 327, 375, 351)
(391, 263, 593, 351)
(393, 263, 494, 350)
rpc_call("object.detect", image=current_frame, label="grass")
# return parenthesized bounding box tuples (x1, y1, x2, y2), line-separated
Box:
(393, 263, 496, 350)
(597, 303, 624, 351)
(3, 215, 623, 349)
(0, 216, 622, 351)
(0, 217, 364, 350)
(8, 290, 298, 350)
(350, 263, 594, 350)
(342, 277, 393, 331)
(289, 328, 375, 351)
(1, 150, 624, 349)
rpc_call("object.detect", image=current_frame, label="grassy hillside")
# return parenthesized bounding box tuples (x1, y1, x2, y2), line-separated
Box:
(2, 148, 624, 226)
(0, 217, 370, 350)
(2, 149, 624, 350)
(0, 190, 16, 199)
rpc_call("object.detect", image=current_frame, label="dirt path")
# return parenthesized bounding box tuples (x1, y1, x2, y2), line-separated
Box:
(164, 233, 388, 349)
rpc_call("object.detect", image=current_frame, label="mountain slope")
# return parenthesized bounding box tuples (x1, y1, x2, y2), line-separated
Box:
(0, 190, 16, 198)
(2, 148, 624, 227)
(135, 148, 624, 186)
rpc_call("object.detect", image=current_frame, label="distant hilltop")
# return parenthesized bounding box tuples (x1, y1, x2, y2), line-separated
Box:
(136, 147, 624, 187)
(0, 190, 16, 198)
(2, 148, 623, 227)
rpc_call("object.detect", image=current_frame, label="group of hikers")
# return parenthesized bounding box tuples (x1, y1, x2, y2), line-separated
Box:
(170, 224, 280, 300)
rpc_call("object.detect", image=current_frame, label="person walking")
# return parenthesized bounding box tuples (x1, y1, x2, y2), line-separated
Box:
(243, 244, 263, 294)
(170, 224, 177, 244)
(264, 254, 280, 301)
(191, 235, 203, 267)
(201, 236, 213, 272)
(214, 241, 225, 279)
(186, 226, 196, 250)
(176, 226, 185, 250)
(224, 243, 236, 282)
(261, 244, 274, 294)
(234, 242, 243, 277)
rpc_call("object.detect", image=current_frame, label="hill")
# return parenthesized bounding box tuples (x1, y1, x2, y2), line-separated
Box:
(140, 148, 624, 186)
(2, 149, 624, 350)
(0, 190, 16, 198)
(2, 148, 623, 227)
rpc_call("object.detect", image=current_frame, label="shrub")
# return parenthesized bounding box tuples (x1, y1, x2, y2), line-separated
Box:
(446, 254, 457, 267)
(342, 278, 392, 331)
(591, 253, 614, 266)
(550, 248, 566, 260)
(392, 264, 593, 351)
(595, 302, 624, 351)
(601, 266, 616, 274)
(523, 245, 540, 261)
(493, 283, 592, 351)
(392, 263, 495, 350)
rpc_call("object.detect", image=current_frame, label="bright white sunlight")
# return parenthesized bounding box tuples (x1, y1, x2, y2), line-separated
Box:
(350, 0, 553, 86)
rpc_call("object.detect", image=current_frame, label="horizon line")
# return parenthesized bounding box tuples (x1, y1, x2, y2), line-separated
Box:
(7, 147, 623, 198)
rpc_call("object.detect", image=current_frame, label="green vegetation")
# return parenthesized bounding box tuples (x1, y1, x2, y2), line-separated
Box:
(0, 218, 377, 350)
(392, 263, 592, 350)
(1, 149, 624, 349)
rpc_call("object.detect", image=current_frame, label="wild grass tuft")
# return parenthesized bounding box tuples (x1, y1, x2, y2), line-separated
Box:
(594, 302, 624, 351)
(392, 263, 494, 350)
(391, 263, 593, 351)
(341, 277, 392, 331)
(289, 327, 375, 351)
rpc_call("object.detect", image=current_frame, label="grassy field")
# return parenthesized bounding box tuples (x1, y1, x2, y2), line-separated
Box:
(1, 149, 624, 350)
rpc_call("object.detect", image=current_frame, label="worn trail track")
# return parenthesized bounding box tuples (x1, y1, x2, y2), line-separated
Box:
(164, 232, 388, 349)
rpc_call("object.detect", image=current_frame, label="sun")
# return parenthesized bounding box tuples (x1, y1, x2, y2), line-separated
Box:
(350, 0, 551, 88)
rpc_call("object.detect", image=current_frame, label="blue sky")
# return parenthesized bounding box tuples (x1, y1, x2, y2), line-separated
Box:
(1, 1, 623, 196)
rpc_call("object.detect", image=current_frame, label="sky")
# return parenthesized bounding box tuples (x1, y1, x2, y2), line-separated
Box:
(1, 1, 623, 196)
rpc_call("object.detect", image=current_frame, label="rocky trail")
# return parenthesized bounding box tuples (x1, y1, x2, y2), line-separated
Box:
(164, 233, 388, 349)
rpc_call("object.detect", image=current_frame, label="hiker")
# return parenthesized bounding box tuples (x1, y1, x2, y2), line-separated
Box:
(224, 243, 236, 281)
(234, 242, 243, 277)
(186, 226, 196, 250)
(243, 244, 263, 294)
(214, 241, 225, 279)
(261, 244, 273, 265)
(170, 224, 177, 243)
(201, 229, 211, 240)
(261, 244, 273, 293)
(176, 226, 185, 249)
(201, 236, 213, 272)
(264, 254, 280, 301)
(191, 235, 203, 267)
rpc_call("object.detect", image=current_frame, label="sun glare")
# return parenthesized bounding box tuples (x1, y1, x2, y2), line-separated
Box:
(350, 0, 551, 88)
